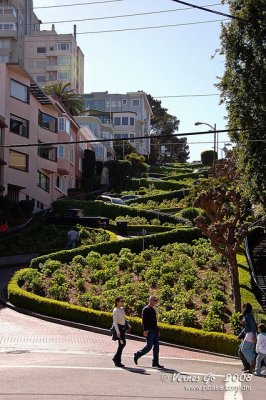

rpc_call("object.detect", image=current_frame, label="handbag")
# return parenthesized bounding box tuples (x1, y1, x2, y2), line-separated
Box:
(110, 325, 118, 341)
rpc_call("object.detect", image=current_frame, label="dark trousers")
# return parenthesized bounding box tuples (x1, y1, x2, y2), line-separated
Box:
(113, 325, 126, 363)
(136, 329, 159, 365)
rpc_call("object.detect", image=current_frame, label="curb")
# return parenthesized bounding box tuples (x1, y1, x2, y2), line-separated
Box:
(0, 293, 238, 360)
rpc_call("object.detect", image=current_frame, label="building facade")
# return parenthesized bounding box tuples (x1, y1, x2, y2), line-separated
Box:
(82, 91, 152, 156)
(0, 0, 40, 64)
(24, 27, 84, 94)
(0, 63, 92, 209)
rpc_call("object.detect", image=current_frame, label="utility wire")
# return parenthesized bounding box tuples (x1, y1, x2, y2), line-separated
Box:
(34, 0, 125, 9)
(171, 0, 245, 21)
(1, 127, 264, 149)
(75, 19, 227, 35)
(40, 3, 224, 25)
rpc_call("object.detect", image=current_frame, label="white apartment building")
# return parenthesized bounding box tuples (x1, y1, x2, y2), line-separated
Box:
(0, 0, 40, 64)
(24, 26, 84, 94)
(82, 91, 152, 156)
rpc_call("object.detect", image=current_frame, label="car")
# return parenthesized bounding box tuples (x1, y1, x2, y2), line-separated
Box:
(121, 194, 141, 201)
(96, 195, 127, 206)
(45, 208, 109, 228)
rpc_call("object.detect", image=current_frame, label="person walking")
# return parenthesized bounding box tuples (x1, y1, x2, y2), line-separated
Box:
(254, 323, 266, 376)
(134, 295, 164, 369)
(239, 303, 257, 373)
(66, 228, 79, 249)
(112, 296, 129, 367)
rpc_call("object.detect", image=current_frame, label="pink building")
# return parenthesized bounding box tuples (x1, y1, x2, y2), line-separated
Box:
(0, 63, 93, 209)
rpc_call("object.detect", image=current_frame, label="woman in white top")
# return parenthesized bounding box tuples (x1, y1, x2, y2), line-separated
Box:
(254, 323, 266, 376)
(112, 296, 128, 367)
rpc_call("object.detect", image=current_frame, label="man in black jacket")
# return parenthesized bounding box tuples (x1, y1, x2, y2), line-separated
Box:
(134, 296, 164, 368)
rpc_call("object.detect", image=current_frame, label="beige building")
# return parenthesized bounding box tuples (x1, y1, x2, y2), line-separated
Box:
(0, 63, 92, 209)
(82, 91, 152, 156)
(0, 0, 40, 64)
(24, 26, 84, 94)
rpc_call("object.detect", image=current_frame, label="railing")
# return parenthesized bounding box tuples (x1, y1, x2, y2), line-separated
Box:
(244, 216, 266, 298)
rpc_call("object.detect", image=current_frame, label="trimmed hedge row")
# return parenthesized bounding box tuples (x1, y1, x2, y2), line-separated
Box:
(51, 199, 189, 225)
(30, 227, 202, 269)
(162, 172, 204, 181)
(8, 268, 239, 356)
(124, 178, 191, 191)
(126, 189, 190, 205)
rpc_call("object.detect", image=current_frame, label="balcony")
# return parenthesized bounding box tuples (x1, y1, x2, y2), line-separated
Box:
(0, 23, 17, 39)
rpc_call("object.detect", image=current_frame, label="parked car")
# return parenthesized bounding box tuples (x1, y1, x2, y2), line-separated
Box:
(45, 208, 109, 228)
(121, 194, 141, 201)
(96, 195, 127, 206)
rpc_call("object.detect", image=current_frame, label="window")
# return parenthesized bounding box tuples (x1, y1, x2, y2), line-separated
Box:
(9, 150, 28, 172)
(58, 71, 70, 80)
(0, 39, 9, 48)
(114, 117, 121, 126)
(36, 60, 46, 68)
(56, 175, 68, 194)
(10, 79, 29, 103)
(37, 47, 46, 53)
(58, 117, 70, 133)
(10, 114, 29, 138)
(57, 42, 71, 51)
(130, 117, 135, 126)
(37, 171, 49, 192)
(39, 111, 57, 132)
(36, 75, 46, 83)
(58, 56, 70, 65)
(38, 142, 57, 162)
(111, 101, 116, 107)
(57, 145, 64, 159)
(122, 117, 128, 126)
(132, 99, 140, 107)
(0, 23, 16, 30)
(0, 55, 9, 62)
(122, 99, 127, 105)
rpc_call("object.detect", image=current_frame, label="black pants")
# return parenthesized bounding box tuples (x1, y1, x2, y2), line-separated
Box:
(113, 325, 126, 363)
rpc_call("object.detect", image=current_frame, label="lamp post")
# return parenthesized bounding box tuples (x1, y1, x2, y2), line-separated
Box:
(194, 121, 217, 170)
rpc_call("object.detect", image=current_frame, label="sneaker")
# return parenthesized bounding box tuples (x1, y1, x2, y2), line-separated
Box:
(134, 353, 138, 365)
(253, 372, 262, 376)
(152, 363, 164, 369)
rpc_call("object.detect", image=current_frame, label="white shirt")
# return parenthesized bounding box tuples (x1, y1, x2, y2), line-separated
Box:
(113, 307, 126, 334)
(256, 333, 266, 354)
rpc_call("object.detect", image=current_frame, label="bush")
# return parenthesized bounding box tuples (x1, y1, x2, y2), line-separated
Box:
(201, 150, 217, 167)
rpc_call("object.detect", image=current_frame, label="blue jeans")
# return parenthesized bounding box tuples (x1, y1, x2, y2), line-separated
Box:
(255, 352, 266, 375)
(240, 340, 255, 363)
(135, 329, 159, 365)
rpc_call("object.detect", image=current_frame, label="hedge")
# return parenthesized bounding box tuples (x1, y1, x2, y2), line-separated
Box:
(162, 172, 207, 181)
(30, 227, 202, 269)
(124, 178, 191, 191)
(51, 199, 189, 225)
(126, 189, 190, 205)
(8, 268, 239, 356)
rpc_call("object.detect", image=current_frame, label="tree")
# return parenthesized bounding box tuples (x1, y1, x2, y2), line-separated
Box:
(82, 149, 97, 191)
(43, 81, 84, 116)
(201, 150, 218, 167)
(194, 151, 250, 311)
(217, 0, 266, 204)
(104, 160, 131, 192)
(194, 153, 251, 312)
(125, 152, 149, 178)
(114, 140, 136, 160)
(147, 95, 189, 163)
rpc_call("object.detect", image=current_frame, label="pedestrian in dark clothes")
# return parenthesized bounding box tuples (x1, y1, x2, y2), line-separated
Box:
(134, 296, 164, 369)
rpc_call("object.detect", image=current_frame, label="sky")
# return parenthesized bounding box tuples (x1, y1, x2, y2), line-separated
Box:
(34, 0, 232, 161)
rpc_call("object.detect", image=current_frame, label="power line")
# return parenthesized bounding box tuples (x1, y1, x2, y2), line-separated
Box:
(1, 127, 264, 149)
(171, 0, 245, 21)
(75, 19, 227, 35)
(34, 0, 125, 10)
(40, 3, 224, 25)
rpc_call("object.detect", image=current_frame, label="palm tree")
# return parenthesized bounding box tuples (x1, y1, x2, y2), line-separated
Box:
(42, 81, 84, 116)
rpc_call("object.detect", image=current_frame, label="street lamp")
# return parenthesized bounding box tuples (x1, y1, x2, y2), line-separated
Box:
(194, 121, 217, 170)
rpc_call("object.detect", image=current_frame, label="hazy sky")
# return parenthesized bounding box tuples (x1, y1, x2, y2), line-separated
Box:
(34, 0, 232, 161)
